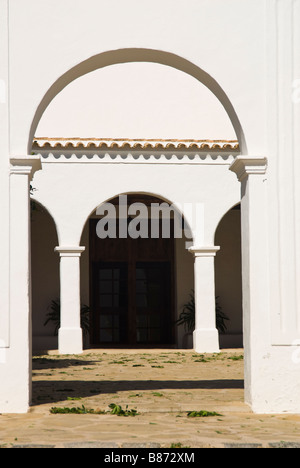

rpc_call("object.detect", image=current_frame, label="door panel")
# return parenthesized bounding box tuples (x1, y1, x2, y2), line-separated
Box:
(135, 262, 171, 344)
(89, 217, 175, 347)
(92, 262, 128, 344)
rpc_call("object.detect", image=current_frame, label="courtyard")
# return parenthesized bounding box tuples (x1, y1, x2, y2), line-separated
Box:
(0, 349, 300, 448)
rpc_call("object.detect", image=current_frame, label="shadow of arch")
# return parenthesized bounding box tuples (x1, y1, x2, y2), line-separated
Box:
(28, 48, 247, 153)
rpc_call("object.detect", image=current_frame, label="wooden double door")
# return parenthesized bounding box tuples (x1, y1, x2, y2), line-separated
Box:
(89, 219, 175, 347)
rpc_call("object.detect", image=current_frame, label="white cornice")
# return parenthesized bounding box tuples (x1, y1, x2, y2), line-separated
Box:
(10, 156, 42, 180)
(229, 156, 268, 182)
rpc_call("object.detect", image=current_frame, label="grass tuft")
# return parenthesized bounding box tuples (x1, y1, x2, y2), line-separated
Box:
(50, 405, 105, 414)
(108, 403, 139, 417)
(187, 410, 223, 418)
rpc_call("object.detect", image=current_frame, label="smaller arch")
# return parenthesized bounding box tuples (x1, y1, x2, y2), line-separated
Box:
(214, 202, 241, 240)
(31, 196, 60, 245)
(79, 191, 195, 246)
(31, 199, 60, 352)
(214, 203, 243, 349)
(80, 191, 195, 348)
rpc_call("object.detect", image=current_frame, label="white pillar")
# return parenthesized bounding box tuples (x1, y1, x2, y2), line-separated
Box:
(0, 0, 10, 351)
(230, 156, 268, 410)
(55, 246, 85, 355)
(189, 246, 220, 353)
(0, 156, 41, 413)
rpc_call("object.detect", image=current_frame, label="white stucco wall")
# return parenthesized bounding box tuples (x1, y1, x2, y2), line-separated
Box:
(31, 152, 240, 247)
(8, 0, 267, 155)
(0, 0, 10, 353)
(0, 0, 300, 414)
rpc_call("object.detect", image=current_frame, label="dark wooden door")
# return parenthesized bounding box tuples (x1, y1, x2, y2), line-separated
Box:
(135, 262, 172, 344)
(89, 218, 175, 346)
(91, 262, 128, 345)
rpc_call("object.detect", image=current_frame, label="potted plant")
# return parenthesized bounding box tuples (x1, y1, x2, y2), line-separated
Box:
(176, 291, 229, 348)
(215, 296, 230, 334)
(44, 299, 90, 339)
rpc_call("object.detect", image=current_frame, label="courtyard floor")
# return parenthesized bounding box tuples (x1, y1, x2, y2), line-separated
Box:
(0, 349, 300, 448)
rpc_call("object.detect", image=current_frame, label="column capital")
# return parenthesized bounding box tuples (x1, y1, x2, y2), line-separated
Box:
(188, 246, 220, 257)
(10, 155, 42, 181)
(55, 246, 85, 257)
(229, 156, 268, 182)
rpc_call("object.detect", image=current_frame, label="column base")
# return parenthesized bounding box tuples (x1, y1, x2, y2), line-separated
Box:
(58, 328, 83, 355)
(193, 328, 220, 353)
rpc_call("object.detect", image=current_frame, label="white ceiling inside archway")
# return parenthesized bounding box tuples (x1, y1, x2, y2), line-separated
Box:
(36, 62, 237, 141)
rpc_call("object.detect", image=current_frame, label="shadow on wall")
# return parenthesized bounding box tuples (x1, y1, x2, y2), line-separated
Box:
(215, 204, 243, 349)
(31, 201, 60, 351)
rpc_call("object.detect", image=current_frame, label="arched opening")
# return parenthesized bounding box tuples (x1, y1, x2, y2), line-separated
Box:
(28, 48, 245, 355)
(29, 48, 247, 152)
(35, 62, 237, 142)
(214, 204, 243, 349)
(30, 200, 60, 352)
(80, 193, 194, 348)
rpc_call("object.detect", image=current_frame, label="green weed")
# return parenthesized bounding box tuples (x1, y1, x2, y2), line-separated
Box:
(170, 443, 191, 448)
(187, 410, 223, 418)
(50, 405, 105, 414)
(108, 403, 139, 417)
(228, 355, 244, 361)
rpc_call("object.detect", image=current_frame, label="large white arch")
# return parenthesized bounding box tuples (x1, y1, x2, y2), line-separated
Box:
(28, 48, 247, 154)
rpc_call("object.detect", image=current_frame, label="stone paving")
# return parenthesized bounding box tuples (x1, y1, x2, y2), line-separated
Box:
(1, 349, 300, 448)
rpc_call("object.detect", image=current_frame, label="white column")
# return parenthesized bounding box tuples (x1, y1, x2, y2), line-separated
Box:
(55, 246, 85, 355)
(0, 0, 10, 351)
(230, 156, 268, 409)
(0, 156, 41, 413)
(189, 246, 220, 353)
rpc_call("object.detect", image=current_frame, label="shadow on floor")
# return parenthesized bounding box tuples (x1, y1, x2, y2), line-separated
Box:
(32, 358, 98, 370)
(32, 379, 244, 405)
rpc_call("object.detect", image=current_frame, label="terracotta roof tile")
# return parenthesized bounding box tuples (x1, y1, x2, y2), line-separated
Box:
(33, 137, 240, 152)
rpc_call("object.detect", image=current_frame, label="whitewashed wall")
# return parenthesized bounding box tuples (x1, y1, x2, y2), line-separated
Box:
(0, 0, 300, 414)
